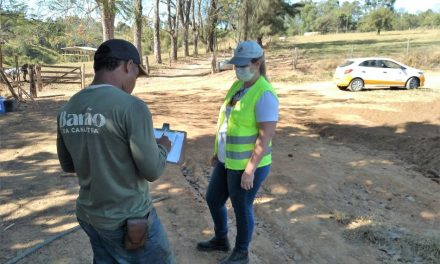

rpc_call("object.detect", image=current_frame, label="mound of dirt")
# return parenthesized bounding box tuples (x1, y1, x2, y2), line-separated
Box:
(311, 123, 440, 183)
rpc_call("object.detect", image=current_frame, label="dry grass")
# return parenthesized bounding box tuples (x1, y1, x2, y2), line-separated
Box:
(265, 29, 440, 82)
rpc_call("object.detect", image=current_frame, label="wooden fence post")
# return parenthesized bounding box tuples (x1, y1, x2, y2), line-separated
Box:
(36, 64, 43, 92)
(14, 55, 19, 81)
(144, 55, 150, 75)
(29, 65, 37, 98)
(211, 51, 217, 74)
(168, 51, 172, 67)
(292, 47, 299, 70)
(81, 63, 85, 89)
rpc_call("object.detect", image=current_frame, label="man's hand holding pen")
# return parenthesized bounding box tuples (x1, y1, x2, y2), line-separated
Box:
(157, 135, 171, 153)
(157, 125, 172, 153)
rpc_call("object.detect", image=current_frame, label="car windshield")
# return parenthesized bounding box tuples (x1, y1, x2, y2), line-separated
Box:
(339, 61, 354, 67)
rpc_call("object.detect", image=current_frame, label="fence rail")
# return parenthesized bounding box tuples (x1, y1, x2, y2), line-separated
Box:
(35, 64, 85, 92)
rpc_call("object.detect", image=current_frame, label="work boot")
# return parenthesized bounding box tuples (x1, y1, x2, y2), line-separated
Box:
(219, 249, 249, 264)
(197, 236, 231, 252)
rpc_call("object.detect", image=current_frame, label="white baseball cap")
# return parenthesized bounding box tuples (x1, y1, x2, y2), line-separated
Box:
(228, 41, 263, 67)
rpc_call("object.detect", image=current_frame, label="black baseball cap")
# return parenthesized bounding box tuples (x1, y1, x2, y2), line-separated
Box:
(94, 39, 148, 76)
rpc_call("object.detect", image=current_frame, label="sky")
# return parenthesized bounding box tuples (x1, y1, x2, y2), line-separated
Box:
(323, 0, 440, 14)
(394, 0, 440, 13)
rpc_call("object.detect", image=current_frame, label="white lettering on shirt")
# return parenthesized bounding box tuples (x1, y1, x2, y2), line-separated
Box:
(59, 111, 106, 135)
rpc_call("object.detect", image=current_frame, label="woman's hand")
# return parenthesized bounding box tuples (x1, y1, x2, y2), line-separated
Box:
(241, 171, 254, 190)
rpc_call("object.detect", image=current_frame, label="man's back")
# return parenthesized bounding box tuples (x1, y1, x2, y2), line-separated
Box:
(57, 84, 167, 230)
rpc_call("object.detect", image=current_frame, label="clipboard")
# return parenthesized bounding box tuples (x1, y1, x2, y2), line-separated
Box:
(154, 123, 187, 164)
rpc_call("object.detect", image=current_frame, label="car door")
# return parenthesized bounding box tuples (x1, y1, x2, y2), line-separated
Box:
(358, 60, 383, 85)
(378, 60, 407, 86)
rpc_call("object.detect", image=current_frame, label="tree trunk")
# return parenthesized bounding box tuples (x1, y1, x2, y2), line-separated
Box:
(174, 0, 181, 60)
(0, 42, 3, 70)
(154, 0, 162, 63)
(242, 0, 249, 40)
(206, 0, 217, 52)
(167, 0, 180, 61)
(197, 0, 206, 45)
(256, 36, 263, 47)
(191, 0, 199, 56)
(180, 0, 192, 57)
(134, 0, 143, 64)
(96, 0, 116, 41)
(171, 37, 178, 61)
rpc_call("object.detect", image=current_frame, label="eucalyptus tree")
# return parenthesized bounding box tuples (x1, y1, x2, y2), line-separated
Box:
(205, 0, 217, 52)
(247, 0, 303, 45)
(153, 0, 162, 63)
(179, 0, 192, 57)
(133, 0, 142, 63)
(43, 0, 132, 41)
(165, 0, 180, 61)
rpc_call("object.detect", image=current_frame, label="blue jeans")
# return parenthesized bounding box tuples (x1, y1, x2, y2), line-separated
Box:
(78, 208, 175, 264)
(206, 162, 270, 252)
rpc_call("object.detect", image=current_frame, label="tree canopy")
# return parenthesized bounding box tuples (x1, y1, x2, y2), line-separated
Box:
(0, 0, 439, 66)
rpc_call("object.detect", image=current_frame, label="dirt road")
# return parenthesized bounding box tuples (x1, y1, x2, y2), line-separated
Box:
(1, 62, 439, 263)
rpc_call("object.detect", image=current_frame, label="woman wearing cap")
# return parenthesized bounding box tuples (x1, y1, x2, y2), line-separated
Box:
(197, 41, 279, 264)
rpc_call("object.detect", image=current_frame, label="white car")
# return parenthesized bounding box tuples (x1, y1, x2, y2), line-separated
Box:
(334, 57, 425, 91)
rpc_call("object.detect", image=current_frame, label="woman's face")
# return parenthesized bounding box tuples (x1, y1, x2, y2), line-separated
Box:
(235, 60, 260, 82)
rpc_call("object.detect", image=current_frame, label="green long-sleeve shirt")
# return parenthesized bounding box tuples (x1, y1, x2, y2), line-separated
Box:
(56, 84, 167, 230)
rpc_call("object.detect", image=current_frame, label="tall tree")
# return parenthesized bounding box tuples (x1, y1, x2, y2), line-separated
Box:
(133, 0, 142, 63)
(153, 0, 162, 63)
(242, 0, 249, 40)
(96, 0, 116, 41)
(361, 6, 394, 34)
(196, 0, 205, 45)
(206, 0, 218, 52)
(166, 0, 180, 61)
(191, 0, 199, 56)
(340, 1, 362, 32)
(179, 0, 192, 57)
(247, 0, 303, 44)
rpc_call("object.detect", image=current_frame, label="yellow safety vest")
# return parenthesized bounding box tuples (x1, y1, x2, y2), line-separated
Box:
(214, 75, 278, 170)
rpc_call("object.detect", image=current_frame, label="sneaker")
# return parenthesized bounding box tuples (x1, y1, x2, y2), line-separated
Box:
(219, 249, 249, 264)
(196, 236, 231, 252)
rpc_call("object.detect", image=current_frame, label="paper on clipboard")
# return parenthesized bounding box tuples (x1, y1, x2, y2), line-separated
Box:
(154, 124, 186, 164)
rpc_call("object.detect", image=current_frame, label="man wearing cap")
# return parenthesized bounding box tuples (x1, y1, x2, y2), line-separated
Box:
(57, 39, 175, 263)
(197, 41, 279, 263)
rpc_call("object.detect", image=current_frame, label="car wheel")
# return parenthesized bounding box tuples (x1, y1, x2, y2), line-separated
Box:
(406, 77, 420, 89)
(337, 85, 348, 90)
(349, 78, 364, 92)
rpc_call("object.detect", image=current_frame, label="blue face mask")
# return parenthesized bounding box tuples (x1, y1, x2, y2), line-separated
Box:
(235, 66, 255, 82)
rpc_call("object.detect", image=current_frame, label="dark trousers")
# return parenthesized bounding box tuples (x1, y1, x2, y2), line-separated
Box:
(206, 162, 270, 252)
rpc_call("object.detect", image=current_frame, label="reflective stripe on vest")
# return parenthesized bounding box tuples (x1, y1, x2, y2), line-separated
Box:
(226, 147, 272, 160)
(226, 135, 258, 144)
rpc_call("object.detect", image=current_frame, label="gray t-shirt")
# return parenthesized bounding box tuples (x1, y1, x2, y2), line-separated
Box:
(57, 84, 168, 230)
(217, 88, 279, 163)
